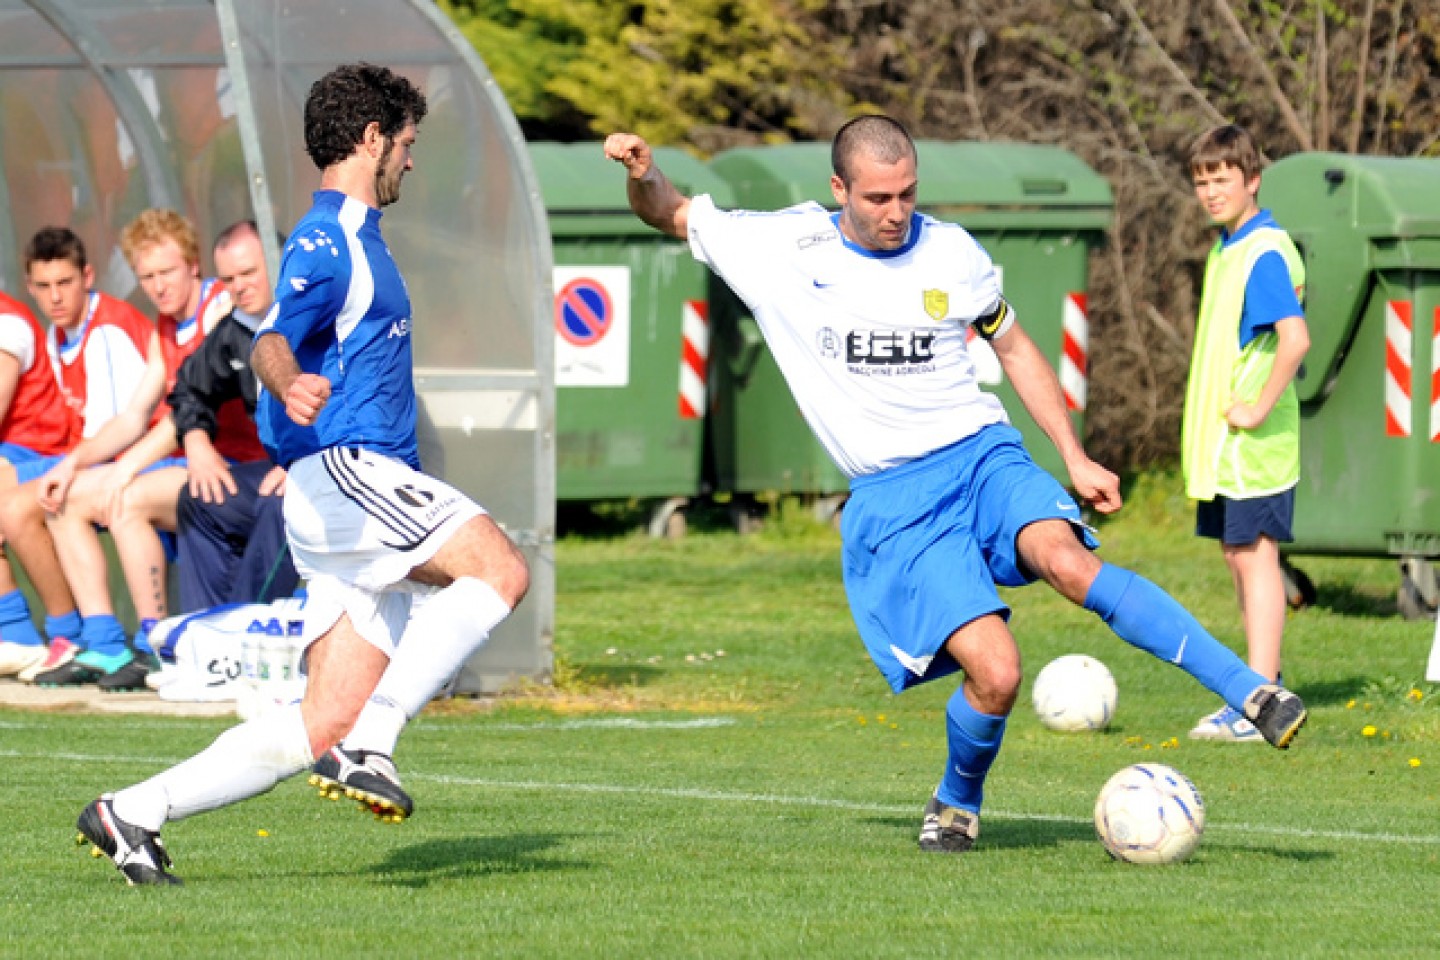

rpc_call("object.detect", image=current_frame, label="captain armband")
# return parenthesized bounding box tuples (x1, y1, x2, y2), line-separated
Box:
(971, 297, 1013, 341)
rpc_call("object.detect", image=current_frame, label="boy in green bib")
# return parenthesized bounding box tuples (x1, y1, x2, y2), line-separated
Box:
(1182, 125, 1311, 742)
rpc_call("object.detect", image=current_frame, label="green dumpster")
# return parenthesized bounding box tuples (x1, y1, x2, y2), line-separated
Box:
(1261, 152, 1440, 617)
(705, 141, 1112, 493)
(529, 143, 737, 527)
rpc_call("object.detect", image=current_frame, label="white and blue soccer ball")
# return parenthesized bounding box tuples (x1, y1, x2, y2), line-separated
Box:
(1031, 654, 1117, 732)
(1094, 762, 1206, 864)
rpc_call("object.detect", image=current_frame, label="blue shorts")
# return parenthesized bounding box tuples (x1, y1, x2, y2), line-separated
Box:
(0, 446, 63, 484)
(841, 424, 1099, 694)
(1195, 489, 1294, 545)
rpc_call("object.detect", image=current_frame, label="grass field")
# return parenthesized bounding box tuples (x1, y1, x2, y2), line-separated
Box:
(6, 474, 1440, 958)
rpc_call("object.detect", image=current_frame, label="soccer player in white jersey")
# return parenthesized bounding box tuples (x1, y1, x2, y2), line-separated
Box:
(605, 116, 1308, 854)
(75, 63, 529, 885)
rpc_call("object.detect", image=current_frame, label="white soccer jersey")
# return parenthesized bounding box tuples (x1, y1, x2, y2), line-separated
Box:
(687, 195, 1014, 477)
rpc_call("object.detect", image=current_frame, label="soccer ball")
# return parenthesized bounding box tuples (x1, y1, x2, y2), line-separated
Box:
(1093, 762, 1206, 864)
(1031, 654, 1117, 731)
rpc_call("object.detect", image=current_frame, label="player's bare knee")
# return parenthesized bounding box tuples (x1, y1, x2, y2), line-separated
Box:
(1037, 543, 1101, 604)
(969, 666, 1021, 715)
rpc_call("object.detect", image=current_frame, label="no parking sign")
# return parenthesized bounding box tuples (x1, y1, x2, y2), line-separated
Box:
(554, 266, 630, 387)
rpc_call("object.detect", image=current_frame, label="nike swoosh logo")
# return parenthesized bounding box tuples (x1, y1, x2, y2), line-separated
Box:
(1057, 500, 1077, 511)
(890, 644, 933, 677)
(1172, 633, 1187, 665)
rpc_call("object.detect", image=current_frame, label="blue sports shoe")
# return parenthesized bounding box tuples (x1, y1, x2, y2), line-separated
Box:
(1187, 705, 1262, 742)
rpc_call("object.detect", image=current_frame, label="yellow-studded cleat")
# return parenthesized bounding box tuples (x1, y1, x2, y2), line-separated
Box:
(308, 746, 413, 822)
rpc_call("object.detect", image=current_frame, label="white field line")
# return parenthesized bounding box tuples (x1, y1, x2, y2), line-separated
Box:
(5, 747, 1438, 847)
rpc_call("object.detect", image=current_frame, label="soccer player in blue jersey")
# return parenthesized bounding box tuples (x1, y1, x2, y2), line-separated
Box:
(75, 63, 529, 885)
(605, 117, 1307, 854)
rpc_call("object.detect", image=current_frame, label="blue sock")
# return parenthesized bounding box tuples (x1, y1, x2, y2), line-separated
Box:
(44, 611, 82, 643)
(133, 618, 159, 656)
(0, 590, 43, 646)
(1083, 563, 1264, 710)
(79, 615, 128, 658)
(937, 688, 1007, 813)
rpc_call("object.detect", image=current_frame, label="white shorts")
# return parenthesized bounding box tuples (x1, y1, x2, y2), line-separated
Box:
(284, 446, 484, 655)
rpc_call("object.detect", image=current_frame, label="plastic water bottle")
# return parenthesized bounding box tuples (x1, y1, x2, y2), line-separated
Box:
(258, 618, 288, 684)
(244, 618, 267, 682)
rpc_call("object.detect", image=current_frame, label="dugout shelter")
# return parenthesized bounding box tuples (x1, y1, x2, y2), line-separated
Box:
(0, 0, 554, 692)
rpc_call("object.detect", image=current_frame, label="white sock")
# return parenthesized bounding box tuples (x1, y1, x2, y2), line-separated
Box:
(112, 704, 313, 830)
(342, 578, 510, 757)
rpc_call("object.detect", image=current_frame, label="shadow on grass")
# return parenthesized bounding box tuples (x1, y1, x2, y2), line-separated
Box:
(1292, 675, 1377, 707)
(1202, 843, 1336, 863)
(1307, 582, 1396, 619)
(866, 815, 1093, 850)
(373, 833, 591, 888)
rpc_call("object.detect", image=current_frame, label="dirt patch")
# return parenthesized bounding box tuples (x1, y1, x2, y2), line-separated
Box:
(0, 678, 236, 718)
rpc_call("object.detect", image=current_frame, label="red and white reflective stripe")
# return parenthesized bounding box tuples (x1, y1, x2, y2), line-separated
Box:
(1385, 300, 1413, 437)
(678, 299, 709, 420)
(1431, 307, 1440, 442)
(1059, 292, 1088, 412)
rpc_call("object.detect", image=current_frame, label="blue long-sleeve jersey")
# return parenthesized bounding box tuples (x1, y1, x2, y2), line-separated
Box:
(255, 190, 419, 469)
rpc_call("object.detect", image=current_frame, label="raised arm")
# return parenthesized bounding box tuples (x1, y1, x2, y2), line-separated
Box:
(603, 133, 691, 239)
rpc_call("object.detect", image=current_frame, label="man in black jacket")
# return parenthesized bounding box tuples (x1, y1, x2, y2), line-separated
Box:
(169, 220, 299, 617)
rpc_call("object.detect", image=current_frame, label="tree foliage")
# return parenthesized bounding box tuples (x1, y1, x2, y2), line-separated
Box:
(446, 0, 1440, 469)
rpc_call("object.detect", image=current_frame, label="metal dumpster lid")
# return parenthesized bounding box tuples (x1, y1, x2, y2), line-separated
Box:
(528, 142, 736, 224)
(1263, 152, 1440, 240)
(709, 140, 1113, 226)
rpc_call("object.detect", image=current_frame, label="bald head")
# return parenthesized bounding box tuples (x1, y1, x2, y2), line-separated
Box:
(831, 115, 917, 187)
(213, 219, 272, 318)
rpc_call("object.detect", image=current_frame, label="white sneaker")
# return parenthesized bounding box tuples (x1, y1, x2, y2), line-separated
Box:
(0, 640, 47, 677)
(16, 637, 79, 683)
(145, 663, 184, 691)
(1188, 705, 1263, 742)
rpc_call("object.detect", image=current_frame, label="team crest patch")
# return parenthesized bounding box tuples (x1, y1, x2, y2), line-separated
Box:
(923, 289, 948, 321)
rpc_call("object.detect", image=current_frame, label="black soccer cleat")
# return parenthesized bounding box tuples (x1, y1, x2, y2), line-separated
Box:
(308, 746, 413, 822)
(918, 795, 980, 853)
(97, 655, 159, 693)
(75, 795, 181, 886)
(1243, 684, 1308, 749)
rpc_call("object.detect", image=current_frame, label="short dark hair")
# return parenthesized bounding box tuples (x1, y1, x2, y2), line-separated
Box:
(24, 226, 87, 272)
(303, 63, 428, 170)
(1189, 124, 1261, 180)
(213, 219, 260, 254)
(832, 115, 917, 186)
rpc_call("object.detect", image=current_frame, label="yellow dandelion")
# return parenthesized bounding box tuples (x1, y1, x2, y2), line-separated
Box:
(1362, 725, 1378, 738)
(857, 716, 867, 726)
(1346, 699, 1356, 709)
(1409, 758, 1422, 768)
(1407, 688, 1424, 702)
(257, 829, 270, 838)
(876, 714, 886, 723)
(889, 723, 899, 730)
